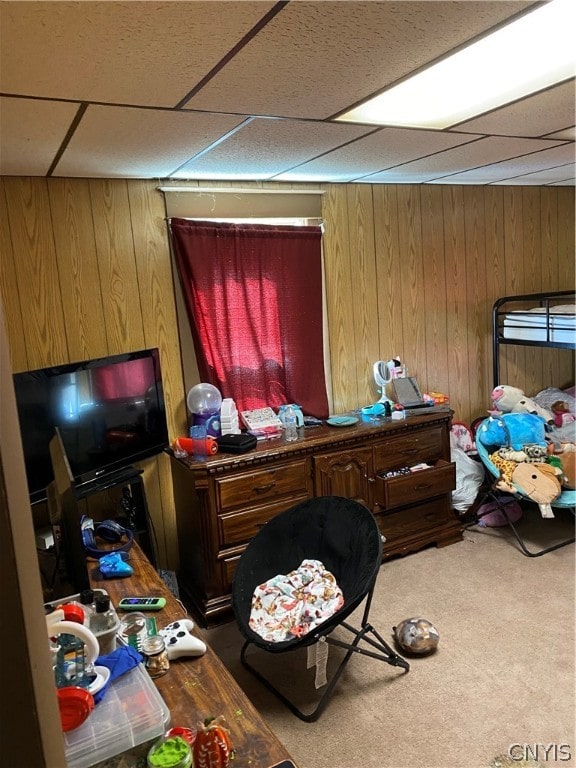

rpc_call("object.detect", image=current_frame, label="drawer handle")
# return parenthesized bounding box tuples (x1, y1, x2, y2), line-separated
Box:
(253, 482, 275, 493)
(414, 483, 432, 491)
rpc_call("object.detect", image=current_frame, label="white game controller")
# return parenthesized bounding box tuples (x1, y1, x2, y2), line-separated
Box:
(159, 618, 207, 660)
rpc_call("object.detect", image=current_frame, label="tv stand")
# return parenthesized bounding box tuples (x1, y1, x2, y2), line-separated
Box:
(48, 432, 156, 592)
(75, 467, 155, 565)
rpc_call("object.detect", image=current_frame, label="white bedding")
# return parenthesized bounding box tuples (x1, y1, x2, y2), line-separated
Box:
(502, 304, 576, 343)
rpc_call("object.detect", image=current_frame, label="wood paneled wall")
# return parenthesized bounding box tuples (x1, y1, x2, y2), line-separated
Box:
(0, 177, 185, 568)
(323, 184, 574, 421)
(1, 177, 574, 569)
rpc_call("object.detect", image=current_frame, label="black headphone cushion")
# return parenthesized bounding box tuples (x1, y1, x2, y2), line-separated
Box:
(81, 517, 134, 559)
(96, 519, 126, 542)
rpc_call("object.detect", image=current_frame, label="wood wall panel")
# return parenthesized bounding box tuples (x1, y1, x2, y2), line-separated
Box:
(127, 181, 184, 567)
(396, 187, 427, 387)
(47, 179, 108, 362)
(3, 178, 68, 369)
(372, 186, 404, 400)
(89, 179, 145, 353)
(442, 186, 469, 420)
(0, 179, 28, 372)
(463, 187, 488, 416)
(0, 177, 573, 570)
(345, 184, 379, 407)
(420, 187, 449, 397)
(322, 185, 354, 414)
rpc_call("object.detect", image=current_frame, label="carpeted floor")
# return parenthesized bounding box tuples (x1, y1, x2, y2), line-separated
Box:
(203, 506, 575, 768)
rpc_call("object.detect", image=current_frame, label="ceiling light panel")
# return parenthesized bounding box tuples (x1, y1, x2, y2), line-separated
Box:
(337, 0, 576, 129)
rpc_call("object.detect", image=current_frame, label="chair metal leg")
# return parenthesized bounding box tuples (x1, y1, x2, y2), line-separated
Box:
(240, 613, 409, 722)
(467, 489, 575, 557)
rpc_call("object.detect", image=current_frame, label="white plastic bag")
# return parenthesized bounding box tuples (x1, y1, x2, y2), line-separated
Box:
(450, 433, 485, 512)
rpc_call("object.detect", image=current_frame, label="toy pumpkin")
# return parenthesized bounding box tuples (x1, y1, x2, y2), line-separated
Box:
(193, 716, 233, 768)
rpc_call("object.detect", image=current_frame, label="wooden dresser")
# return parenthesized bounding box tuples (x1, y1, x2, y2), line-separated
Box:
(171, 408, 462, 626)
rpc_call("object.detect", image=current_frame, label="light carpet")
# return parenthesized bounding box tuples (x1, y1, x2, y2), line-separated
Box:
(203, 506, 575, 768)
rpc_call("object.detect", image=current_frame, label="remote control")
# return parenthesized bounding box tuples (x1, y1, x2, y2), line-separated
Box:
(117, 597, 166, 611)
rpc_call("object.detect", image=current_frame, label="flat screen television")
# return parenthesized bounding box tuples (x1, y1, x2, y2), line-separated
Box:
(13, 348, 169, 504)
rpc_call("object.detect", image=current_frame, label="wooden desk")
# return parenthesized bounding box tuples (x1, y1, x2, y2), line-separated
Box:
(90, 546, 295, 768)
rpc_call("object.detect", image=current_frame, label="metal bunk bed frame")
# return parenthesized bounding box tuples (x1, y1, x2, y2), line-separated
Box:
(492, 289, 575, 389)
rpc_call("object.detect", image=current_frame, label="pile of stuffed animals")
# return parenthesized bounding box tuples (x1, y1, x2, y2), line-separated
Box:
(477, 384, 576, 518)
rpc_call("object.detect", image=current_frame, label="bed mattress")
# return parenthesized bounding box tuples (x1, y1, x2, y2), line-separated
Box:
(502, 304, 576, 344)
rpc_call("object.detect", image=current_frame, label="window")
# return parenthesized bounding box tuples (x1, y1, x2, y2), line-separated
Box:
(170, 217, 329, 418)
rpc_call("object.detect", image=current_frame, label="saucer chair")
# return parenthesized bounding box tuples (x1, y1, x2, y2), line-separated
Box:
(475, 418, 575, 557)
(232, 496, 409, 722)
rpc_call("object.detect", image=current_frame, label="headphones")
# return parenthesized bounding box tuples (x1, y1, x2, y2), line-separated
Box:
(81, 516, 134, 559)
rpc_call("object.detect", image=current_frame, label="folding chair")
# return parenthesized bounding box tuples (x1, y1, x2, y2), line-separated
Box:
(232, 496, 409, 721)
(473, 417, 575, 557)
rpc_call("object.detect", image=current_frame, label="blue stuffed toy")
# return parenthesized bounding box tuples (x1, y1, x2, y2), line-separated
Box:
(477, 412, 547, 451)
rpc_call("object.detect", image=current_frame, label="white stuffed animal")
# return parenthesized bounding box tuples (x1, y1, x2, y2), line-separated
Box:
(491, 384, 524, 413)
(491, 385, 553, 423)
(511, 395, 554, 424)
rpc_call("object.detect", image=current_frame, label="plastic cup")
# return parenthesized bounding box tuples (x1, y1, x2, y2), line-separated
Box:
(191, 424, 207, 460)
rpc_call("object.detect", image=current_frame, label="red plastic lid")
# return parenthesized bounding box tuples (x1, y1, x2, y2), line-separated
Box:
(57, 686, 94, 731)
(60, 603, 86, 624)
(166, 726, 196, 745)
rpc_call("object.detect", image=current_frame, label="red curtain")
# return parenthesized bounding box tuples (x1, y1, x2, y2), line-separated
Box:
(170, 218, 329, 418)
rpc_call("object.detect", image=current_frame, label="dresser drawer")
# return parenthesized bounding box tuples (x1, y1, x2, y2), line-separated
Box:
(219, 494, 309, 548)
(215, 460, 309, 512)
(373, 426, 445, 470)
(374, 460, 455, 511)
(377, 496, 452, 541)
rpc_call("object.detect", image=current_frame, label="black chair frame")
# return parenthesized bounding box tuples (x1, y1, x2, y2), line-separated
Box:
(467, 486, 575, 558)
(233, 496, 409, 722)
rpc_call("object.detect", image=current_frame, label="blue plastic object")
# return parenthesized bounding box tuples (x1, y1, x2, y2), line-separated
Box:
(99, 551, 134, 578)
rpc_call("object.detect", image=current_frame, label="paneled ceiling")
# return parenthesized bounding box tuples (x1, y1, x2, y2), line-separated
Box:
(1, 1, 574, 185)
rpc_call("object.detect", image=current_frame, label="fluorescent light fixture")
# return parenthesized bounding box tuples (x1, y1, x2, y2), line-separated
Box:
(336, 0, 576, 129)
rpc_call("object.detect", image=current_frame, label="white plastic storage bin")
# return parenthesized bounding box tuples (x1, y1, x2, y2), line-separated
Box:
(63, 662, 170, 768)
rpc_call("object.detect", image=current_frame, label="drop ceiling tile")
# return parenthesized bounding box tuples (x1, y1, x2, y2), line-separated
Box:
(184, 1, 533, 119)
(545, 127, 576, 141)
(358, 136, 566, 184)
(274, 128, 487, 182)
(456, 80, 576, 138)
(54, 106, 247, 178)
(0, 1, 278, 107)
(172, 118, 374, 179)
(0, 97, 78, 175)
(491, 164, 576, 186)
(427, 143, 575, 185)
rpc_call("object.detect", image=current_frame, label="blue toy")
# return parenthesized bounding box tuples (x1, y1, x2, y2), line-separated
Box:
(476, 412, 547, 451)
(99, 551, 133, 578)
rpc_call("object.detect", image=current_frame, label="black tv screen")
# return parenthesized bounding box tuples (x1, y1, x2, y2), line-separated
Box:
(13, 348, 169, 504)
